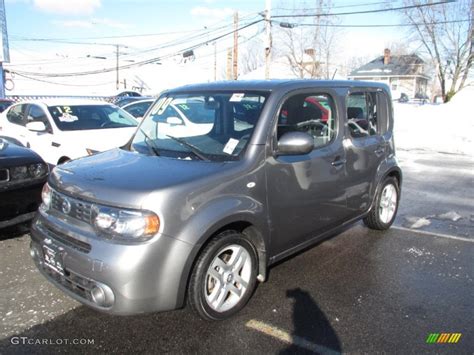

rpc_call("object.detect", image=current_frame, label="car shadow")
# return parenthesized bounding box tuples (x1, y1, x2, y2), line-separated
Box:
(279, 288, 341, 354)
(0, 305, 215, 353)
(0, 288, 342, 354)
(0, 223, 31, 241)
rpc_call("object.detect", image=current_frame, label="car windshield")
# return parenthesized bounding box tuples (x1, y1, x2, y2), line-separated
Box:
(48, 105, 137, 131)
(130, 92, 267, 162)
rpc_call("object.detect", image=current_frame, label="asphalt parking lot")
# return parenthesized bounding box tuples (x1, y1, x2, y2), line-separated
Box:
(0, 150, 473, 354)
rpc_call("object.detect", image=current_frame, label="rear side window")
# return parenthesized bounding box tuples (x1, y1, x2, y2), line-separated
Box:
(124, 101, 152, 118)
(6, 105, 26, 126)
(277, 93, 336, 149)
(346, 92, 377, 138)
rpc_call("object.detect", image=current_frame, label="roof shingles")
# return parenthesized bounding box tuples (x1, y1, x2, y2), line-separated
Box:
(349, 54, 426, 77)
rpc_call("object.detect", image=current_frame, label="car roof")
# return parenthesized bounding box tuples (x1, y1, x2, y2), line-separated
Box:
(122, 99, 155, 107)
(166, 79, 390, 94)
(12, 99, 113, 107)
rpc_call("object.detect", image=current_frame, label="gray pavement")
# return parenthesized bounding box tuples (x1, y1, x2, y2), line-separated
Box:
(0, 150, 472, 354)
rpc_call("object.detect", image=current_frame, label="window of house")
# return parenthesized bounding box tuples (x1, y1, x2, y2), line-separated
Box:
(277, 93, 336, 149)
(346, 92, 378, 138)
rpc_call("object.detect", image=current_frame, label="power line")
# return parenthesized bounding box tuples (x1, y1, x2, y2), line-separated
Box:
(275, 19, 470, 28)
(272, 1, 455, 18)
(13, 72, 114, 87)
(9, 14, 262, 65)
(9, 12, 261, 43)
(10, 19, 264, 78)
(274, 0, 394, 11)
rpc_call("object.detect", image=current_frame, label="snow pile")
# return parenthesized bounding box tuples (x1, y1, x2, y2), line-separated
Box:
(394, 87, 473, 155)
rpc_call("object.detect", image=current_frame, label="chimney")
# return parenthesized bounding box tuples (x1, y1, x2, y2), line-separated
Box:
(384, 48, 391, 65)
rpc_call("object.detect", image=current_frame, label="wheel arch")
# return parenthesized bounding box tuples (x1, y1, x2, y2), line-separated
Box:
(369, 165, 403, 213)
(175, 218, 269, 309)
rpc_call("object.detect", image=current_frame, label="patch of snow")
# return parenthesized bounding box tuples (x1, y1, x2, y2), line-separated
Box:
(404, 217, 431, 229)
(437, 211, 463, 222)
(394, 86, 474, 155)
(406, 247, 424, 257)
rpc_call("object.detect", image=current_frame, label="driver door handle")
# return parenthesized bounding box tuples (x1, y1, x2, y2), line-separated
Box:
(331, 158, 346, 167)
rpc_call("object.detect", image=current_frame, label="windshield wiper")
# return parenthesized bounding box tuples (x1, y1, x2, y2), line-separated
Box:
(139, 128, 160, 156)
(165, 135, 210, 161)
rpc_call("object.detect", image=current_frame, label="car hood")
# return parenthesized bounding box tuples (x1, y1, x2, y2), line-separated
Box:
(0, 139, 43, 166)
(49, 148, 228, 209)
(61, 127, 136, 151)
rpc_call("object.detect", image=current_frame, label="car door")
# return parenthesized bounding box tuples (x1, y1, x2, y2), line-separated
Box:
(265, 90, 348, 256)
(344, 89, 388, 216)
(25, 104, 56, 164)
(1, 104, 28, 146)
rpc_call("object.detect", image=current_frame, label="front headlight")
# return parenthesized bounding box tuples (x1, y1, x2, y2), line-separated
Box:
(9, 163, 48, 181)
(41, 183, 52, 210)
(28, 163, 48, 178)
(10, 166, 28, 180)
(92, 205, 160, 241)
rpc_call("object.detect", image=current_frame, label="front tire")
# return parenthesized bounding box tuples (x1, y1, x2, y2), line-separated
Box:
(364, 176, 400, 230)
(188, 230, 258, 321)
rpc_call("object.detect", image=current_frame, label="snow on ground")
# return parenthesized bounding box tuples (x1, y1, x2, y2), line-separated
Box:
(393, 87, 473, 156)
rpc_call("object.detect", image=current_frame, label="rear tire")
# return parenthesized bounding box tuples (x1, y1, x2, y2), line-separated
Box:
(188, 230, 258, 321)
(364, 176, 400, 230)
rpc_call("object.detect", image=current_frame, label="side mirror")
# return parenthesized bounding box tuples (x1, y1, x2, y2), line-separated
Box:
(277, 131, 314, 155)
(166, 116, 184, 125)
(26, 121, 47, 132)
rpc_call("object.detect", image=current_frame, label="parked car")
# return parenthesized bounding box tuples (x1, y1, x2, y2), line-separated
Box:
(115, 90, 142, 98)
(0, 99, 138, 166)
(115, 96, 154, 107)
(0, 137, 48, 229)
(30, 80, 401, 321)
(398, 92, 409, 103)
(0, 99, 14, 113)
(122, 99, 154, 119)
(414, 92, 429, 104)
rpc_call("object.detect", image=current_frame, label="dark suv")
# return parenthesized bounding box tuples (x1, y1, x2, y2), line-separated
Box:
(0, 138, 49, 228)
(30, 80, 401, 320)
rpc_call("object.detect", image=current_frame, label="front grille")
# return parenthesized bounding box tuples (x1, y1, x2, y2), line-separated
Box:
(42, 224, 92, 253)
(42, 265, 94, 302)
(0, 168, 9, 182)
(51, 190, 93, 224)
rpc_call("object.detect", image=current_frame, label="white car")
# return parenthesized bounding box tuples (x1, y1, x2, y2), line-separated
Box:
(150, 100, 215, 139)
(122, 99, 155, 120)
(0, 99, 138, 166)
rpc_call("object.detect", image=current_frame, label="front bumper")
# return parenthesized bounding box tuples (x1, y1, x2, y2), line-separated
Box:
(30, 211, 194, 315)
(0, 181, 44, 228)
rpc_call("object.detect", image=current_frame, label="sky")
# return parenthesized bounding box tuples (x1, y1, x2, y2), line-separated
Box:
(2, 0, 427, 95)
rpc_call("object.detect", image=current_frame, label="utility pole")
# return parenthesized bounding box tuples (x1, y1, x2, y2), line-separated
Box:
(233, 11, 239, 80)
(0, 0, 10, 98)
(264, 0, 272, 79)
(214, 42, 217, 81)
(226, 48, 232, 80)
(115, 44, 119, 90)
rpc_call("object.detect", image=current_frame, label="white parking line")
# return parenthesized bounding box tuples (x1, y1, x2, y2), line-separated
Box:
(246, 319, 341, 354)
(392, 226, 473, 243)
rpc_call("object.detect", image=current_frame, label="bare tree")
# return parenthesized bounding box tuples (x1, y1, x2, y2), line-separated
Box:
(275, 0, 339, 79)
(402, 0, 473, 101)
(239, 37, 265, 75)
(279, 26, 321, 78)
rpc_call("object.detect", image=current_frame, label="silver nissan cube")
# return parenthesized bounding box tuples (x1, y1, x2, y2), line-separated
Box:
(30, 80, 402, 320)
